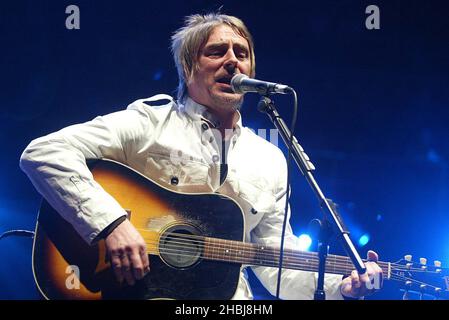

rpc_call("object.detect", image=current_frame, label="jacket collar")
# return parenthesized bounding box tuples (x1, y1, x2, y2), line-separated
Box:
(181, 97, 243, 136)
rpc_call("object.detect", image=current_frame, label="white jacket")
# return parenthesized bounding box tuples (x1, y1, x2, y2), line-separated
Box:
(20, 94, 344, 300)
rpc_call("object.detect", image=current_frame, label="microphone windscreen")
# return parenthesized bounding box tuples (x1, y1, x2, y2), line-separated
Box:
(230, 74, 248, 94)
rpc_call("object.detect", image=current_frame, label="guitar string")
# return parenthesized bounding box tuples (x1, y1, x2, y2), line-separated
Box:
(389, 274, 442, 289)
(389, 274, 445, 291)
(146, 237, 442, 276)
(142, 244, 443, 290)
(141, 236, 436, 279)
(112, 226, 443, 289)
(140, 232, 441, 274)
(149, 244, 433, 279)
(150, 244, 445, 290)
(137, 227, 443, 272)
(138, 231, 441, 274)
(151, 243, 373, 274)
(141, 233, 364, 272)
(137, 228, 374, 268)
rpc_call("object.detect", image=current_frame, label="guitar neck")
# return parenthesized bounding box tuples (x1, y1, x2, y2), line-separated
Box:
(203, 237, 390, 277)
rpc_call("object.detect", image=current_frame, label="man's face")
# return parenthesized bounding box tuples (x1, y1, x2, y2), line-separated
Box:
(187, 24, 252, 116)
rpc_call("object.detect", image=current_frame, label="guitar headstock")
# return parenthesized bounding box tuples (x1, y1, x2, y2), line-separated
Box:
(389, 254, 449, 300)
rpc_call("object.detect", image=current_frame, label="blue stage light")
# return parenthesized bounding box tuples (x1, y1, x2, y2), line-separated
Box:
(152, 70, 163, 81)
(358, 234, 370, 247)
(297, 234, 312, 251)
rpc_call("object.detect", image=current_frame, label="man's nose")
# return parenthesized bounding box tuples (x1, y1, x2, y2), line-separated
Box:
(223, 49, 238, 74)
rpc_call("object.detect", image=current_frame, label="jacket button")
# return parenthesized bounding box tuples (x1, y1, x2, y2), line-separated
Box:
(212, 154, 220, 163)
(251, 208, 258, 215)
(170, 176, 179, 185)
(201, 123, 209, 131)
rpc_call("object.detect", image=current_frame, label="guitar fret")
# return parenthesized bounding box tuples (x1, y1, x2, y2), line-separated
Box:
(202, 236, 405, 283)
(204, 237, 390, 278)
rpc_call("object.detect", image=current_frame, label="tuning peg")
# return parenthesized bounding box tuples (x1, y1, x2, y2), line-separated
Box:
(404, 255, 413, 269)
(420, 258, 428, 270)
(434, 260, 442, 273)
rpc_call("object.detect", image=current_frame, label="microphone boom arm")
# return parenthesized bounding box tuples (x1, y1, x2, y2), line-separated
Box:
(257, 96, 367, 277)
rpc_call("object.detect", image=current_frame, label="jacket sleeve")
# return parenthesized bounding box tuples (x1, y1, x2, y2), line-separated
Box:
(19, 107, 153, 244)
(250, 151, 344, 300)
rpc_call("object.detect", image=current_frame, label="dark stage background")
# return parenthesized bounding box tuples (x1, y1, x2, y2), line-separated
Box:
(1, 0, 448, 300)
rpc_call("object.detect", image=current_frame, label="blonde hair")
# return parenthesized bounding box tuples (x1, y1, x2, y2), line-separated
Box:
(171, 13, 256, 102)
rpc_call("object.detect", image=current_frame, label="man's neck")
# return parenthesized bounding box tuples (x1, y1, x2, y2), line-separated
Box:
(213, 110, 240, 140)
(184, 97, 241, 140)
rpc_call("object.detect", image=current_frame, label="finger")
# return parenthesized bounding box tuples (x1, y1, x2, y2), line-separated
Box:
(363, 263, 383, 292)
(367, 261, 383, 279)
(368, 262, 384, 289)
(366, 262, 383, 289)
(110, 255, 124, 284)
(129, 249, 145, 280)
(140, 247, 150, 273)
(367, 250, 379, 262)
(377, 263, 384, 287)
(362, 274, 373, 292)
(340, 276, 352, 296)
(365, 262, 376, 277)
(351, 270, 361, 289)
(121, 254, 135, 286)
(359, 271, 371, 290)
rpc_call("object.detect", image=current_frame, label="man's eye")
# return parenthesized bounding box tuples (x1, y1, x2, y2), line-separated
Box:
(236, 50, 249, 59)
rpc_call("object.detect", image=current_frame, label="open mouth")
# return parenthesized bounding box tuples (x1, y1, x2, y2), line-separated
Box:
(215, 77, 236, 93)
(216, 76, 232, 85)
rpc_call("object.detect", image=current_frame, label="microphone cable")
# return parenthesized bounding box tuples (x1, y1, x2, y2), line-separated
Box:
(275, 88, 298, 299)
(0, 229, 35, 240)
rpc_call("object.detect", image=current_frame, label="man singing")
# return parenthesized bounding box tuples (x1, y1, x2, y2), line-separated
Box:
(20, 13, 382, 299)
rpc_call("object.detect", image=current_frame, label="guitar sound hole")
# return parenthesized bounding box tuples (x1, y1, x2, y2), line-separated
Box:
(159, 224, 203, 269)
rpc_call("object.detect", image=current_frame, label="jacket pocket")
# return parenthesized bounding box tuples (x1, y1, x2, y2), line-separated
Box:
(145, 152, 209, 187)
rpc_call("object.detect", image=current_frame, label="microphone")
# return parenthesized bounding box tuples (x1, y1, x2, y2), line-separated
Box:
(231, 74, 293, 95)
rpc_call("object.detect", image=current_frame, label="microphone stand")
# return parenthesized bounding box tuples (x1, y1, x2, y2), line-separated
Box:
(257, 95, 366, 300)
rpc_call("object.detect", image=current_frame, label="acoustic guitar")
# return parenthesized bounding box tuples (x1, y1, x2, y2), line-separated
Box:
(32, 159, 449, 299)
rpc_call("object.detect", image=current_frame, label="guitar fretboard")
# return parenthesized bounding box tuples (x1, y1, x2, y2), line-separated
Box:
(203, 237, 390, 277)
